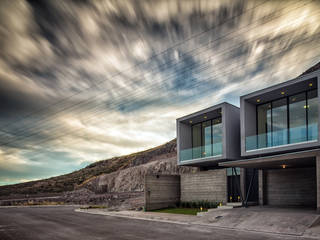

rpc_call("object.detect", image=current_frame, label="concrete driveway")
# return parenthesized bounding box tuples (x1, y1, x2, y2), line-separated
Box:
(0, 206, 314, 240)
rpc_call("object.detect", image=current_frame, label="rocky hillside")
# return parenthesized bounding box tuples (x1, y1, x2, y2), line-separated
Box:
(79, 157, 198, 194)
(0, 139, 179, 198)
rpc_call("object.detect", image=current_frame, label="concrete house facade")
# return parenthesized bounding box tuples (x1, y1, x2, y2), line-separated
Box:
(145, 63, 320, 211)
(175, 67, 320, 211)
(221, 69, 320, 211)
(176, 102, 240, 167)
(176, 103, 256, 204)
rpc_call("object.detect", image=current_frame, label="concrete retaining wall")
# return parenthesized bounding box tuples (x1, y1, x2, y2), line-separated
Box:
(181, 169, 227, 203)
(265, 167, 316, 207)
(144, 175, 180, 211)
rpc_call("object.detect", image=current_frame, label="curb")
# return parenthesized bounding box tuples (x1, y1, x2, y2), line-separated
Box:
(75, 208, 320, 239)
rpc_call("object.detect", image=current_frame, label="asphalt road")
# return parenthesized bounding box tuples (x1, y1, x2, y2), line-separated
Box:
(0, 206, 310, 240)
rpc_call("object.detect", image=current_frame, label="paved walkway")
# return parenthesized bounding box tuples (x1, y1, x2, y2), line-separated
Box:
(77, 206, 320, 239)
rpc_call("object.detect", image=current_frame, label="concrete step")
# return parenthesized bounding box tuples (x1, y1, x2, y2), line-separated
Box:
(226, 202, 242, 207)
(217, 205, 234, 210)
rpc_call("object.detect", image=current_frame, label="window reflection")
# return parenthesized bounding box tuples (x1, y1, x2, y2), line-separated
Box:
(289, 93, 307, 143)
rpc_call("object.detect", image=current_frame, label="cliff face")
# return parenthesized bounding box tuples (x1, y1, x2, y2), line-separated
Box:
(0, 139, 193, 199)
(79, 157, 198, 194)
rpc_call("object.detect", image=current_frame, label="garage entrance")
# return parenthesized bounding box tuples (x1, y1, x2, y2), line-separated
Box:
(265, 167, 317, 207)
(219, 149, 320, 210)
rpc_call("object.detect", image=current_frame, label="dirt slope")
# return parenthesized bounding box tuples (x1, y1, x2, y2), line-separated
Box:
(0, 139, 177, 198)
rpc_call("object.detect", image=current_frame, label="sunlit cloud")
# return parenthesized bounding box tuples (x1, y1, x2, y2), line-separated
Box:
(0, 0, 319, 185)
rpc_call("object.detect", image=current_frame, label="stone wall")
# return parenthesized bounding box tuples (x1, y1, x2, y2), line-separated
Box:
(181, 169, 227, 203)
(144, 175, 180, 210)
(265, 167, 316, 207)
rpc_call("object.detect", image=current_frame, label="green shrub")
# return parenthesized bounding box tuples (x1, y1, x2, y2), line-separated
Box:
(177, 200, 218, 209)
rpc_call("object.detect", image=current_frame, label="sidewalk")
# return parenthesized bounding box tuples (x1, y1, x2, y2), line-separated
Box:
(75, 206, 320, 239)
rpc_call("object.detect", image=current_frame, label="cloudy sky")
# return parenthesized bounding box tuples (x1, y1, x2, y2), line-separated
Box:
(0, 0, 319, 185)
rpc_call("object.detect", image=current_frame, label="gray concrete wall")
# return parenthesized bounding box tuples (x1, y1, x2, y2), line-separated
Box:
(181, 169, 227, 203)
(144, 175, 180, 211)
(317, 156, 320, 212)
(225, 104, 241, 160)
(264, 167, 316, 207)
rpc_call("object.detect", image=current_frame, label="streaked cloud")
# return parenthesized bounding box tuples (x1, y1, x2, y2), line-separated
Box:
(0, 0, 319, 185)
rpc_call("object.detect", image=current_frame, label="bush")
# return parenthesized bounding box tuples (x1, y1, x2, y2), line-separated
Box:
(178, 200, 218, 209)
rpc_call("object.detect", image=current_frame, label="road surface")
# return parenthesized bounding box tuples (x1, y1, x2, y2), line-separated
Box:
(0, 206, 310, 240)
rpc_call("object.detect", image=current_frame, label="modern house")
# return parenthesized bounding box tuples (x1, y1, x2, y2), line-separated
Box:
(176, 103, 254, 204)
(145, 62, 320, 212)
(176, 102, 240, 167)
(221, 68, 320, 211)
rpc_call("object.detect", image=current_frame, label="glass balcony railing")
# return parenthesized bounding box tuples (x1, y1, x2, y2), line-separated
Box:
(179, 142, 223, 162)
(246, 123, 318, 151)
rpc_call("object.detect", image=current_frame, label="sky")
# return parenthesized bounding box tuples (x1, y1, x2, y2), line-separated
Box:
(0, 0, 320, 185)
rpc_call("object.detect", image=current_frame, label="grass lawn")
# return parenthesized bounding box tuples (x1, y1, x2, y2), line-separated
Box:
(151, 208, 206, 215)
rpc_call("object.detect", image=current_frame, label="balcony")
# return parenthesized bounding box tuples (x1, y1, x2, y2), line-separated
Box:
(179, 142, 223, 162)
(246, 123, 318, 151)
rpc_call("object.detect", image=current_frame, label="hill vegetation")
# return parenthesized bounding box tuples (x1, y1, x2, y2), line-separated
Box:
(0, 139, 177, 198)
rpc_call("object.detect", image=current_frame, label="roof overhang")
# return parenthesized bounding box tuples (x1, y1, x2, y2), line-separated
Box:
(219, 149, 320, 169)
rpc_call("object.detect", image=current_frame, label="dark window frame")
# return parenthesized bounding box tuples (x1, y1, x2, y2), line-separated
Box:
(255, 88, 317, 148)
(191, 116, 222, 159)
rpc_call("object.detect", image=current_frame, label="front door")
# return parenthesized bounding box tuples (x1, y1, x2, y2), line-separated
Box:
(227, 168, 241, 203)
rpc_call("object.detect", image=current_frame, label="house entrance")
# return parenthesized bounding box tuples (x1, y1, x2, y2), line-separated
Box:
(227, 168, 241, 203)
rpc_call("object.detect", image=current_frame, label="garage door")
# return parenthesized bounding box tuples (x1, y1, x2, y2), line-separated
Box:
(265, 167, 316, 207)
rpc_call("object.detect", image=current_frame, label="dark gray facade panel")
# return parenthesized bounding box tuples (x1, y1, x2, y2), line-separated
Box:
(265, 167, 316, 207)
(181, 169, 227, 203)
(144, 175, 180, 211)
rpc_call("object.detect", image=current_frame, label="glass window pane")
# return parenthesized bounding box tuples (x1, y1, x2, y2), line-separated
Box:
(202, 120, 212, 157)
(192, 124, 201, 159)
(257, 103, 272, 148)
(289, 93, 307, 143)
(272, 98, 288, 146)
(308, 89, 318, 141)
(212, 117, 222, 155)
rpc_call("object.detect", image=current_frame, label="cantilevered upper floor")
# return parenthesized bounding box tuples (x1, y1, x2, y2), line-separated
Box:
(177, 102, 240, 166)
(241, 69, 320, 157)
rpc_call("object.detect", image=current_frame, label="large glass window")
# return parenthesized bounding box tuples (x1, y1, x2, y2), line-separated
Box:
(289, 93, 307, 143)
(257, 103, 272, 148)
(202, 121, 212, 157)
(272, 98, 288, 146)
(308, 89, 318, 140)
(212, 118, 223, 155)
(192, 124, 201, 159)
(190, 116, 222, 159)
(253, 88, 318, 151)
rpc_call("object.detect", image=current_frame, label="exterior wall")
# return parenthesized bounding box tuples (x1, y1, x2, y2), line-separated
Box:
(317, 156, 320, 212)
(225, 104, 241, 160)
(258, 170, 265, 206)
(181, 169, 227, 203)
(264, 167, 316, 207)
(144, 175, 180, 211)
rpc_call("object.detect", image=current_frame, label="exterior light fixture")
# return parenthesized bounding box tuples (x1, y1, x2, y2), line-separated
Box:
(304, 105, 309, 109)
(189, 120, 193, 124)
(256, 99, 261, 103)
(309, 83, 313, 87)
(282, 164, 286, 169)
(204, 116, 207, 119)
(292, 98, 296, 102)
(281, 91, 285, 95)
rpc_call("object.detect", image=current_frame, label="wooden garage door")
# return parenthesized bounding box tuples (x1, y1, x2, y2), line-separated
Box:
(265, 167, 316, 207)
